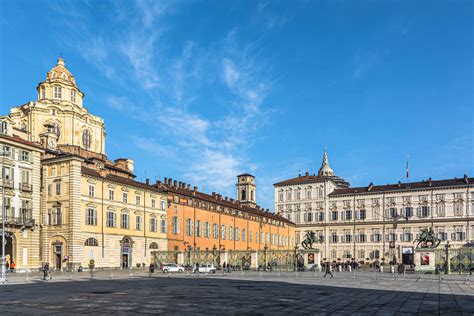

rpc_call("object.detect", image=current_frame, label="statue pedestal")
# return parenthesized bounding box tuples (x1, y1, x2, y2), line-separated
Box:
(414, 248, 436, 273)
(302, 249, 321, 269)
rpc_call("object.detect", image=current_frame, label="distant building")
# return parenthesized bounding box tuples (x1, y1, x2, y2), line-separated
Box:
(275, 148, 473, 264)
(164, 175, 295, 253)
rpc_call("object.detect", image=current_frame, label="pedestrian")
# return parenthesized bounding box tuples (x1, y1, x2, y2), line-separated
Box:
(195, 262, 200, 276)
(324, 262, 334, 278)
(43, 263, 50, 280)
(10, 261, 15, 272)
(223, 262, 227, 276)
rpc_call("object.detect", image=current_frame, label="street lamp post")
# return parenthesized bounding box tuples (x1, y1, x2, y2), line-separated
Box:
(294, 243, 298, 271)
(1, 150, 6, 284)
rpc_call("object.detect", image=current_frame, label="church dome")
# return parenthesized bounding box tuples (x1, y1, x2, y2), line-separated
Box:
(46, 58, 78, 87)
(318, 147, 334, 177)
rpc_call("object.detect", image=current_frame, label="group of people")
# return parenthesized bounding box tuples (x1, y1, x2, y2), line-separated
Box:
(5, 260, 16, 272)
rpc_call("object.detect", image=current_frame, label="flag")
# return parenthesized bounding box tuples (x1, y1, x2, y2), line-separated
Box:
(406, 155, 409, 179)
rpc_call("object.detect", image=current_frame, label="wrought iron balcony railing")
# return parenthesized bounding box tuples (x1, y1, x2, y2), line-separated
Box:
(20, 182, 32, 192)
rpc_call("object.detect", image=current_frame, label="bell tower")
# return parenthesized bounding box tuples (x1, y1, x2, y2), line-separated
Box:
(236, 174, 256, 207)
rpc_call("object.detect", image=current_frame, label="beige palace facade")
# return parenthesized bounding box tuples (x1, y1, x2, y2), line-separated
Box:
(2, 58, 168, 270)
(275, 149, 474, 264)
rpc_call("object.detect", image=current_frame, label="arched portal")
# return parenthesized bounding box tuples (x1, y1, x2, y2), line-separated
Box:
(120, 236, 133, 269)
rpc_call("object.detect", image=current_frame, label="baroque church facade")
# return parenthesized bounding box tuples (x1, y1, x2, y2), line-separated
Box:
(274, 149, 473, 265)
(2, 58, 168, 271)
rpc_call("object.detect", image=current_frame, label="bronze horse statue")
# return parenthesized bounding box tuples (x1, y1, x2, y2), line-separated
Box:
(414, 227, 441, 249)
(301, 231, 321, 249)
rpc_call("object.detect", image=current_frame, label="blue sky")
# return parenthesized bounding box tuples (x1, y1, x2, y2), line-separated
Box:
(1, 0, 473, 209)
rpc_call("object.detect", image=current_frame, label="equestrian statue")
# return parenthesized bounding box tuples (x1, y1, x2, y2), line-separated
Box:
(413, 227, 441, 249)
(301, 231, 322, 249)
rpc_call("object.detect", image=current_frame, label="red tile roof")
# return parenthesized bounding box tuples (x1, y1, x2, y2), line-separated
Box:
(0, 134, 44, 150)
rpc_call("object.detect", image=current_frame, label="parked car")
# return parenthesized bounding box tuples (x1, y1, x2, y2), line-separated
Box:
(194, 264, 217, 274)
(161, 263, 184, 273)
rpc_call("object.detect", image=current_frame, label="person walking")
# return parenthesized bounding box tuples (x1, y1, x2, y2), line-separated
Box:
(324, 262, 334, 278)
(43, 263, 50, 280)
(9, 261, 15, 272)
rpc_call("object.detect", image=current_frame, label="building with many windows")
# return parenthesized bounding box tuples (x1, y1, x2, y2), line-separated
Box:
(0, 119, 44, 271)
(165, 174, 295, 253)
(275, 148, 473, 264)
(2, 58, 168, 270)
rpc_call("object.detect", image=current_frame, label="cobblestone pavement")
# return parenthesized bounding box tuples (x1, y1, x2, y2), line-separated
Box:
(0, 271, 473, 315)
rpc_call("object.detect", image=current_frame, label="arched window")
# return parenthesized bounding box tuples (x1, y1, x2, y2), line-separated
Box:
(241, 189, 246, 201)
(47, 122, 61, 136)
(149, 242, 159, 249)
(82, 130, 91, 149)
(84, 237, 98, 246)
(54, 85, 62, 99)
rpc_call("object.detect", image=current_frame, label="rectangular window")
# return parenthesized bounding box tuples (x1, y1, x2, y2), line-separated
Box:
(160, 219, 166, 233)
(109, 189, 114, 200)
(52, 207, 62, 225)
(196, 220, 202, 237)
(161, 200, 166, 210)
(389, 208, 397, 218)
(71, 89, 76, 102)
(172, 216, 179, 234)
(121, 213, 129, 229)
(123, 192, 128, 203)
(106, 212, 116, 227)
(213, 223, 218, 239)
(136, 195, 141, 206)
(242, 229, 246, 241)
(229, 226, 234, 240)
(204, 222, 210, 238)
(186, 219, 193, 236)
(331, 211, 338, 221)
(21, 151, 29, 161)
(88, 185, 95, 197)
(55, 182, 61, 195)
(221, 225, 226, 240)
(85, 208, 97, 226)
(136, 215, 142, 230)
(345, 210, 352, 220)
(151, 199, 156, 208)
(150, 218, 157, 232)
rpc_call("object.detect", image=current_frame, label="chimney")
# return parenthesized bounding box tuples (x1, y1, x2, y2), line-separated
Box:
(212, 192, 216, 197)
(146, 178, 150, 185)
(173, 180, 177, 187)
(156, 180, 162, 185)
(168, 178, 172, 185)
(225, 196, 228, 201)
(164, 177, 168, 183)
(397, 181, 401, 188)
(187, 184, 191, 190)
(193, 186, 198, 191)
(428, 177, 432, 186)
(178, 181, 182, 188)
(464, 174, 469, 184)
(305, 171, 309, 176)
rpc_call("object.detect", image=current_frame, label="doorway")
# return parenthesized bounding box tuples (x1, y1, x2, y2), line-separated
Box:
(0, 234, 14, 268)
(120, 237, 132, 269)
(54, 244, 62, 270)
(402, 247, 414, 265)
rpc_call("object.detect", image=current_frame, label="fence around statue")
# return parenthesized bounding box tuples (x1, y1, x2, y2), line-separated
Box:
(435, 246, 473, 274)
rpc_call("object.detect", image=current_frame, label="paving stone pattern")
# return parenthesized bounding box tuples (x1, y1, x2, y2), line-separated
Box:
(0, 271, 473, 315)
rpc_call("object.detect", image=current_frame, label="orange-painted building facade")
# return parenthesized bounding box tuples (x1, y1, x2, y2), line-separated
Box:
(163, 175, 295, 252)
